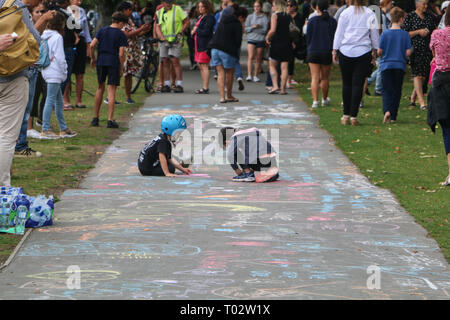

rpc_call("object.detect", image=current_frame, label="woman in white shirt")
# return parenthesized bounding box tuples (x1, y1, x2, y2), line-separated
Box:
(332, 0, 379, 126)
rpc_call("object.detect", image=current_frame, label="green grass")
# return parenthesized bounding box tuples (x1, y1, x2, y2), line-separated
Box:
(0, 66, 151, 265)
(294, 63, 450, 262)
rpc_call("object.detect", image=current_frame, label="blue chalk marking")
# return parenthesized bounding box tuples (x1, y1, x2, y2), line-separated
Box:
(272, 100, 283, 105)
(300, 174, 314, 183)
(251, 271, 271, 278)
(251, 100, 262, 105)
(299, 151, 310, 159)
(280, 271, 298, 279)
(197, 104, 209, 109)
(254, 119, 291, 125)
(181, 104, 192, 108)
(214, 228, 246, 233)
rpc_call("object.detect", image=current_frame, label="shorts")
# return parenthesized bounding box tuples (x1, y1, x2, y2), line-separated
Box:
(97, 65, 121, 86)
(195, 50, 210, 64)
(159, 41, 182, 59)
(307, 52, 332, 65)
(72, 37, 87, 75)
(210, 49, 238, 69)
(248, 40, 266, 48)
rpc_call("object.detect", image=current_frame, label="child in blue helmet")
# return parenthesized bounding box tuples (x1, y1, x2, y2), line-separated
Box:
(138, 114, 192, 177)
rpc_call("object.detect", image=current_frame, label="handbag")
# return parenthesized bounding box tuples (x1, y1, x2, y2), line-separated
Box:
(0, 0, 39, 76)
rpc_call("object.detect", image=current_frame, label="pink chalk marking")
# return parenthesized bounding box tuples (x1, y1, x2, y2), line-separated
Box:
(92, 184, 108, 190)
(226, 242, 270, 247)
(177, 174, 211, 178)
(108, 183, 126, 186)
(307, 216, 332, 221)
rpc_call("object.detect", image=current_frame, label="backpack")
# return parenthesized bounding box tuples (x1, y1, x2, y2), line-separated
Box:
(36, 38, 50, 69)
(0, 0, 39, 77)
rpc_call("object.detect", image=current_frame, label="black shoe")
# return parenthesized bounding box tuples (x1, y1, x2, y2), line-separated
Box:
(161, 85, 171, 93)
(173, 85, 184, 93)
(91, 117, 99, 127)
(107, 120, 119, 128)
(238, 78, 244, 91)
(375, 91, 382, 96)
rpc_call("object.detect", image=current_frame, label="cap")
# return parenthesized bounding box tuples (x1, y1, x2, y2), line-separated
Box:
(442, 1, 450, 10)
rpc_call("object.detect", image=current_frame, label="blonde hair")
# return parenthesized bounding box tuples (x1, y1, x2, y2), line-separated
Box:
(273, 0, 287, 13)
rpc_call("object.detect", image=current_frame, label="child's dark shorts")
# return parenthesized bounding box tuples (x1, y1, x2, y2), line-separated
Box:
(97, 65, 121, 86)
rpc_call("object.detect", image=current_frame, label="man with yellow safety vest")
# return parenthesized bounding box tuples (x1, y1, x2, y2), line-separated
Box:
(155, 0, 189, 93)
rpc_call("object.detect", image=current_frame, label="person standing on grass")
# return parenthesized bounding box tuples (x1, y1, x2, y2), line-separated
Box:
(306, 0, 337, 109)
(192, 0, 215, 94)
(427, 12, 450, 186)
(40, 12, 77, 140)
(245, 1, 269, 83)
(266, 0, 292, 95)
(68, 0, 92, 110)
(118, 1, 151, 104)
(402, 0, 437, 110)
(89, 12, 128, 129)
(332, 0, 379, 126)
(378, 7, 412, 124)
(209, 4, 246, 103)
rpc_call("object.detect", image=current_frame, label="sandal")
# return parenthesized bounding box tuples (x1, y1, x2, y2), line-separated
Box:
(341, 115, 350, 125)
(195, 88, 209, 94)
(226, 97, 239, 103)
(268, 89, 280, 94)
(64, 105, 74, 111)
(219, 99, 228, 104)
(280, 91, 288, 95)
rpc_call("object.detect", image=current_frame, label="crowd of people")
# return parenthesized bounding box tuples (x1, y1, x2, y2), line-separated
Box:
(0, 0, 449, 187)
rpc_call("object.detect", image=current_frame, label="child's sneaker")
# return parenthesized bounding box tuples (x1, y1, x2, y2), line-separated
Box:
(126, 98, 135, 104)
(40, 130, 60, 140)
(60, 128, 77, 138)
(233, 171, 256, 182)
(322, 97, 331, 107)
(107, 120, 119, 128)
(253, 76, 260, 83)
(311, 101, 319, 109)
(246, 76, 252, 82)
(104, 98, 121, 105)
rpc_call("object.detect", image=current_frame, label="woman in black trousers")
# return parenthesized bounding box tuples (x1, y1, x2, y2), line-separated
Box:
(332, 0, 380, 126)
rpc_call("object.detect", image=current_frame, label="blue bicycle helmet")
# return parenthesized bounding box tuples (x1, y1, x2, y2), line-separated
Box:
(161, 114, 187, 136)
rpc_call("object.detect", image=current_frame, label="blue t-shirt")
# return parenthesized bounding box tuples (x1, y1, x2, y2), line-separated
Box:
(95, 26, 128, 68)
(379, 29, 412, 72)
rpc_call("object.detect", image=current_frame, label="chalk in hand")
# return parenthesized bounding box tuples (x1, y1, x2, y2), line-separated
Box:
(11, 32, 18, 38)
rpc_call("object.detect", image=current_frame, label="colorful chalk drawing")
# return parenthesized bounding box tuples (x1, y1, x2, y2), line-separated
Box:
(26, 270, 121, 281)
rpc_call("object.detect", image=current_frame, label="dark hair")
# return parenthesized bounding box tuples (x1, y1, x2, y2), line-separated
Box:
(233, 4, 248, 19)
(117, 1, 133, 12)
(287, 0, 298, 8)
(199, 0, 215, 15)
(317, 0, 330, 19)
(112, 11, 129, 23)
(47, 11, 65, 33)
(219, 127, 236, 149)
(446, 12, 450, 26)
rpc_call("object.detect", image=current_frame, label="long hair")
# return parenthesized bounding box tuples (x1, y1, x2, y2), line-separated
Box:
(350, 0, 368, 12)
(273, 0, 288, 14)
(199, 0, 214, 15)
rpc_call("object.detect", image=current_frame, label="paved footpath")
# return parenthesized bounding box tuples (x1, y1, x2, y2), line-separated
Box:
(0, 55, 449, 300)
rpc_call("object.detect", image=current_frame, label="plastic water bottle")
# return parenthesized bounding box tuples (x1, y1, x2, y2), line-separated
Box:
(28, 195, 51, 228)
(0, 197, 10, 228)
(15, 195, 30, 234)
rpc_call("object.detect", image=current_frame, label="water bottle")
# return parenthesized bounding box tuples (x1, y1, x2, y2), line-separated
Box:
(15, 195, 30, 234)
(0, 197, 10, 228)
(28, 195, 51, 228)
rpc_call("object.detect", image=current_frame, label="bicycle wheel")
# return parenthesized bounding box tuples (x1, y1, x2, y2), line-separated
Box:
(145, 54, 159, 93)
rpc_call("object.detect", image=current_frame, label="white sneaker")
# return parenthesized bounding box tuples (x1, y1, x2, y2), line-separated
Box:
(322, 97, 331, 107)
(253, 76, 260, 82)
(312, 101, 320, 109)
(27, 129, 42, 139)
(246, 76, 252, 82)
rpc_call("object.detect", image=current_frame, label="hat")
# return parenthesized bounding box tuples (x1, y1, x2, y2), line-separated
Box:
(442, 1, 450, 10)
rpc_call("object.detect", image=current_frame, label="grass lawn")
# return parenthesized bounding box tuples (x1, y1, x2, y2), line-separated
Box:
(0, 66, 151, 266)
(293, 63, 449, 262)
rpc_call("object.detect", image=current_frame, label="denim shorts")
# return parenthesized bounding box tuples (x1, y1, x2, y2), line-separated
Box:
(210, 49, 238, 69)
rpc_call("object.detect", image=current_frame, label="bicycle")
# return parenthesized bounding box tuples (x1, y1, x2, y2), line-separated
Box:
(131, 36, 160, 94)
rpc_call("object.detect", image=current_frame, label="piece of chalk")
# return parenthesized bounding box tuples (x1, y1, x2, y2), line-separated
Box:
(11, 32, 18, 38)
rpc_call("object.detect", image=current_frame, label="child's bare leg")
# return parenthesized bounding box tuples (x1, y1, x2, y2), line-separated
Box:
(107, 85, 117, 121)
(226, 68, 235, 100)
(94, 83, 105, 118)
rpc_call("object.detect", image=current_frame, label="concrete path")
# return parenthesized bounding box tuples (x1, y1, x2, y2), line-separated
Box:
(0, 52, 449, 300)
